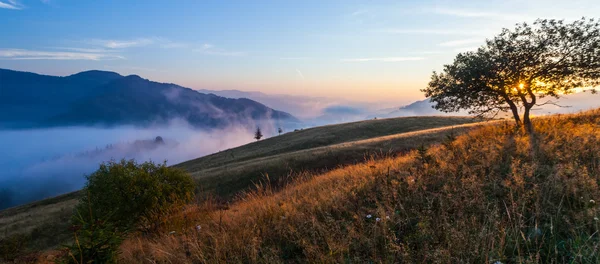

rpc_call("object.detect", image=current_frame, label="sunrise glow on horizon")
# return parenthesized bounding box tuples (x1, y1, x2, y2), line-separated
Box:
(2, 0, 600, 103)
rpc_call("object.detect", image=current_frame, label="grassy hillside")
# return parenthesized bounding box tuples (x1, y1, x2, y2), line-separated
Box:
(178, 116, 475, 170)
(0, 116, 478, 257)
(118, 109, 600, 263)
(182, 116, 478, 198)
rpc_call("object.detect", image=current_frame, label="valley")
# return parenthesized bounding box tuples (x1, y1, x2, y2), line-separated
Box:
(0, 115, 479, 254)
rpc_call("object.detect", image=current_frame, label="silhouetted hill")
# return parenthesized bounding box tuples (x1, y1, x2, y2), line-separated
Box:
(0, 69, 297, 128)
(66, 70, 123, 86)
(197, 88, 342, 119)
(0, 69, 123, 126)
(396, 99, 440, 114)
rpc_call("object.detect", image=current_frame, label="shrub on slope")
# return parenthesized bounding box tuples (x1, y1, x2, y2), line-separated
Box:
(64, 160, 195, 263)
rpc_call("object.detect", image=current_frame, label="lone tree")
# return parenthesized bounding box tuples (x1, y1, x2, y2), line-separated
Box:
(278, 127, 283, 135)
(423, 18, 600, 133)
(254, 127, 263, 141)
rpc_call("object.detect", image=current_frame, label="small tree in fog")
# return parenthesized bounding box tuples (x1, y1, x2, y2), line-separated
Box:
(254, 127, 263, 141)
(278, 127, 283, 135)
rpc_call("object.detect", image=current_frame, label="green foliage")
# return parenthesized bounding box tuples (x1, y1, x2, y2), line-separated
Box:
(423, 18, 600, 131)
(76, 159, 196, 232)
(60, 160, 196, 263)
(62, 202, 124, 264)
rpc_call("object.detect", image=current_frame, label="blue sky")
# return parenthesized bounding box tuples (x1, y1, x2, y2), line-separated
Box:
(1, 0, 599, 103)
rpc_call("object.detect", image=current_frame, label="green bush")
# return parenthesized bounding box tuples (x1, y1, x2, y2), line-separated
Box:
(62, 159, 195, 263)
(63, 202, 124, 264)
(76, 159, 196, 232)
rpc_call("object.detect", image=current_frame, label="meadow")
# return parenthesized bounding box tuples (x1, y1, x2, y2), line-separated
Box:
(116, 109, 600, 263)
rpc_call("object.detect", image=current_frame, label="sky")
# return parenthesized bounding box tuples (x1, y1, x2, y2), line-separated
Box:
(1, 0, 600, 103)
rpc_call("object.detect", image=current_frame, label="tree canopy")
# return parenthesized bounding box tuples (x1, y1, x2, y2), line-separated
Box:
(423, 18, 600, 132)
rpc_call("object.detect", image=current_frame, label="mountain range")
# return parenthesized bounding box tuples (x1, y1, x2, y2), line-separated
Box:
(196, 89, 344, 119)
(0, 69, 296, 129)
(373, 99, 449, 118)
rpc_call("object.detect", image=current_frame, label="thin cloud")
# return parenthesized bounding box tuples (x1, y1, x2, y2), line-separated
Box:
(87, 38, 154, 49)
(295, 69, 305, 79)
(433, 8, 497, 18)
(453, 46, 480, 53)
(193, 43, 245, 56)
(351, 9, 368, 16)
(280, 57, 311, 60)
(429, 7, 534, 21)
(122, 66, 158, 72)
(105, 39, 153, 49)
(0, 0, 22, 9)
(378, 28, 493, 36)
(50, 47, 121, 53)
(412, 51, 444, 55)
(341, 57, 425, 62)
(0, 48, 125, 60)
(104, 65, 160, 72)
(153, 37, 189, 49)
(160, 42, 188, 49)
(86, 37, 188, 49)
(438, 38, 483, 47)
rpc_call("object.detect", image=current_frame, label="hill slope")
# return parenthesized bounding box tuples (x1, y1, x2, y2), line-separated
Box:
(122, 109, 600, 263)
(0, 115, 479, 254)
(178, 116, 475, 171)
(177, 116, 479, 197)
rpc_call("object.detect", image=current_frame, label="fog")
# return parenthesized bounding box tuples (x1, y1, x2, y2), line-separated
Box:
(0, 121, 268, 210)
(1, 93, 598, 210)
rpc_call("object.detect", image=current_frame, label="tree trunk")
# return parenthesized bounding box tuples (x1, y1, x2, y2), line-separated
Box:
(507, 100, 522, 127)
(523, 107, 533, 134)
(523, 104, 538, 159)
(522, 87, 537, 135)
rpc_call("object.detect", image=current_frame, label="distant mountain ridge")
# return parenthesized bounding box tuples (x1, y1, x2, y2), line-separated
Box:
(373, 92, 600, 119)
(0, 68, 297, 129)
(197, 89, 343, 119)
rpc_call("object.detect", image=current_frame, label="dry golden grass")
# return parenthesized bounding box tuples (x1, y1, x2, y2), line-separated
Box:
(120, 110, 600, 263)
(190, 121, 483, 199)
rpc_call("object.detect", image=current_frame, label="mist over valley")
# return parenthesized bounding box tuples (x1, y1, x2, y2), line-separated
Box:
(0, 123, 268, 209)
